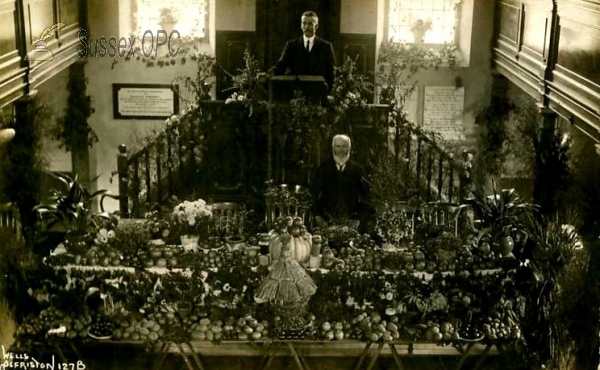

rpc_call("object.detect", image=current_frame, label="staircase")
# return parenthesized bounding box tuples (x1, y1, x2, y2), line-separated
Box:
(112, 101, 473, 219)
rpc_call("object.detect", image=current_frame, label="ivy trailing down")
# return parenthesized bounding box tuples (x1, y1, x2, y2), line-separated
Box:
(51, 65, 97, 152)
(475, 97, 515, 178)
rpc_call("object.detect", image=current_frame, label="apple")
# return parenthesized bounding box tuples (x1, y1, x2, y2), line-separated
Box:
(479, 242, 491, 254)
(334, 330, 344, 340)
(163, 249, 174, 258)
(251, 331, 262, 340)
(150, 249, 163, 259)
(246, 318, 258, 328)
(322, 322, 332, 332)
(156, 258, 168, 268)
(168, 257, 178, 267)
(143, 259, 155, 268)
(426, 261, 437, 273)
(414, 250, 425, 261)
(292, 217, 303, 227)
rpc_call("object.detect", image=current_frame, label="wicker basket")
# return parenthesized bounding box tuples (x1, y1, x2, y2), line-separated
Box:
(271, 299, 309, 318)
(271, 299, 310, 332)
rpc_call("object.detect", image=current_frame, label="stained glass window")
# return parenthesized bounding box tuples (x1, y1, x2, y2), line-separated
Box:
(388, 0, 460, 44)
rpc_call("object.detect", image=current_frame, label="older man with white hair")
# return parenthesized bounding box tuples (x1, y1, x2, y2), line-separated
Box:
(311, 134, 372, 232)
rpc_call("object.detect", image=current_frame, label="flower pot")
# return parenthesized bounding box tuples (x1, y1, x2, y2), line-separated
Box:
(180, 235, 200, 252)
(226, 236, 245, 251)
(64, 234, 89, 255)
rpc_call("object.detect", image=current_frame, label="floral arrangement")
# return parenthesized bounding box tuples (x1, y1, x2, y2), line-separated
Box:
(224, 48, 268, 116)
(144, 210, 172, 241)
(171, 199, 213, 236)
(328, 56, 373, 113)
(375, 208, 413, 247)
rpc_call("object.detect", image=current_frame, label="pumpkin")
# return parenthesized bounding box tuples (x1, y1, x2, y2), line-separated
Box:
(268, 216, 312, 263)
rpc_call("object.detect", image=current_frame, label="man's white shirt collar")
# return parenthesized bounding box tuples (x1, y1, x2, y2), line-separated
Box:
(303, 35, 316, 51)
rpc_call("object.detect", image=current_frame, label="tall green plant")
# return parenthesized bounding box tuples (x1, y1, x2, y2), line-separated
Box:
(475, 97, 515, 178)
(50, 66, 97, 152)
(519, 214, 588, 369)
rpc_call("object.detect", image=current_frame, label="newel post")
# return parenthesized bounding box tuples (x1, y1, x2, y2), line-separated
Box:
(117, 144, 129, 218)
(459, 150, 474, 202)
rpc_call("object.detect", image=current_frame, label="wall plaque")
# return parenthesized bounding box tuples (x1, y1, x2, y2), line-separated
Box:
(423, 86, 465, 140)
(113, 84, 179, 119)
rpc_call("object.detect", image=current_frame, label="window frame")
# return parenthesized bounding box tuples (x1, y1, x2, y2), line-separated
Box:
(129, 0, 210, 43)
(384, 0, 462, 47)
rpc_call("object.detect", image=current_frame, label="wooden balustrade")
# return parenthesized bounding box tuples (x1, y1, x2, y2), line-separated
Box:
(115, 102, 473, 219)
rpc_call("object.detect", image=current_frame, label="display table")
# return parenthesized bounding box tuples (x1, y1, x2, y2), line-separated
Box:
(133, 340, 499, 370)
(30, 339, 502, 370)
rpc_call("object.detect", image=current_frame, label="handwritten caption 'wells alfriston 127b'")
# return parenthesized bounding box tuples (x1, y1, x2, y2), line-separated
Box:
(1, 346, 85, 370)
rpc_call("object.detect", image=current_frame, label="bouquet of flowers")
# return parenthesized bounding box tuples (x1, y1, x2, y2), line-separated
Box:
(375, 209, 413, 247)
(171, 199, 213, 237)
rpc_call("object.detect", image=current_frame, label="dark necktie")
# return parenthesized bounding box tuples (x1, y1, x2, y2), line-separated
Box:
(306, 40, 310, 52)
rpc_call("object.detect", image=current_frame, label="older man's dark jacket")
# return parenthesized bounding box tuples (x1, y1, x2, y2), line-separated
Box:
(272, 36, 336, 90)
(311, 158, 370, 223)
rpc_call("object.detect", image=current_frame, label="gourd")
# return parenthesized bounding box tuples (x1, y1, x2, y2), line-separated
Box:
(269, 216, 312, 263)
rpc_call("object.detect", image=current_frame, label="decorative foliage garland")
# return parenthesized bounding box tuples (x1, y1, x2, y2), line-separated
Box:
(50, 66, 97, 152)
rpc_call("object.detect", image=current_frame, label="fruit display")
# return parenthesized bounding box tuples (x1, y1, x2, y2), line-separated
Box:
(88, 317, 116, 339)
(112, 314, 165, 342)
(351, 312, 401, 343)
(188, 314, 271, 341)
(419, 322, 458, 342)
(137, 244, 182, 269)
(17, 205, 530, 353)
(17, 308, 90, 340)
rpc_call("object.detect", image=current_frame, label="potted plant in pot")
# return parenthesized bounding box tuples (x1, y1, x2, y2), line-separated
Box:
(170, 199, 213, 252)
(461, 180, 538, 259)
(33, 172, 107, 255)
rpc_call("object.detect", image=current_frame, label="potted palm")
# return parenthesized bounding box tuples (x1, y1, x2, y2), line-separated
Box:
(461, 180, 538, 258)
(33, 172, 107, 254)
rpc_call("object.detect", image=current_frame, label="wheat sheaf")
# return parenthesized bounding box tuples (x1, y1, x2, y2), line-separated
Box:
(32, 23, 66, 44)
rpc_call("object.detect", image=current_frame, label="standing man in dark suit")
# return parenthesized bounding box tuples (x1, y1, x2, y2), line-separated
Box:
(271, 11, 336, 90)
(311, 135, 374, 233)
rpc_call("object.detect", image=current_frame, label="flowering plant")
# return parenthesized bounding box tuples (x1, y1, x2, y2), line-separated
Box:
(328, 56, 373, 112)
(171, 199, 213, 236)
(375, 208, 413, 246)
